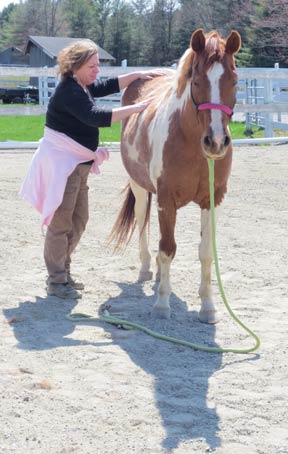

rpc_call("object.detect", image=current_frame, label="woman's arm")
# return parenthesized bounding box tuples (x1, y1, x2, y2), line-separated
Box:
(89, 77, 120, 97)
(118, 69, 166, 90)
(111, 98, 152, 123)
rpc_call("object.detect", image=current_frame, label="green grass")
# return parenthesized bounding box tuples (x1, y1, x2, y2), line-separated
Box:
(0, 115, 266, 142)
(0, 115, 121, 142)
(0, 115, 45, 141)
(229, 121, 264, 139)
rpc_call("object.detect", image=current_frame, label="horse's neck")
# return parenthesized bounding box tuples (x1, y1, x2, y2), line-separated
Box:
(148, 77, 199, 141)
(170, 80, 200, 138)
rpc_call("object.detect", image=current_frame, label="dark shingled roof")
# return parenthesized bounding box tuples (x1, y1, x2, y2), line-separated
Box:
(25, 36, 115, 62)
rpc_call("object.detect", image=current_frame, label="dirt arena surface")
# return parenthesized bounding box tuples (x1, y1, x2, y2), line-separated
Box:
(0, 145, 287, 454)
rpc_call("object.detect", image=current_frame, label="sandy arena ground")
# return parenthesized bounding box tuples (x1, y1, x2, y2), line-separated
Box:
(0, 145, 287, 454)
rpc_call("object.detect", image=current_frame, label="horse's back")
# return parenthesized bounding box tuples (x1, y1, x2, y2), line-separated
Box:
(120, 79, 158, 193)
(122, 79, 147, 107)
(122, 69, 174, 105)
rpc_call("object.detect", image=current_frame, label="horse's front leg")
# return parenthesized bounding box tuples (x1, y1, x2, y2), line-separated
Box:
(130, 179, 153, 282)
(198, 208, 219, 324)
(152, 195, 176, 319)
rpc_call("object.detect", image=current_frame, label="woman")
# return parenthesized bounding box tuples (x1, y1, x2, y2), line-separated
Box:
(21, 39, 161, 299)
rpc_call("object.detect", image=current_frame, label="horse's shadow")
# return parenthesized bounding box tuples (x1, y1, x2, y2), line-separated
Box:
(97, 280, 223, 451)
(4, 284, 226, 450)
(3, 296, 109, 351)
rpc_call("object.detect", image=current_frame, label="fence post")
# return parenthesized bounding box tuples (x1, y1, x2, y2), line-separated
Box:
(245, 79, 251, 133)
(38, 75, 57, 107)
(38, 76, 49, 106)
(38, 76, 43, 106)
(263, 78, 274, 137)
(274, 63, 282, 123)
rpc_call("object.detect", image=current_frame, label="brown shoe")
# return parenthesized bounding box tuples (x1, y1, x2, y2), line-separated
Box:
(67, 274, 85, 290)
(47, 282, 82, 299)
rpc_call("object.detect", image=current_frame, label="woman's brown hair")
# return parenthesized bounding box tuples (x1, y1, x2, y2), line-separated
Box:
(57, 40, 98, 80)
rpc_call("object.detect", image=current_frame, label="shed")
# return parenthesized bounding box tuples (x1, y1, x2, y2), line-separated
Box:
(24, 36, 116, 67)
(0, 46, 29, 66)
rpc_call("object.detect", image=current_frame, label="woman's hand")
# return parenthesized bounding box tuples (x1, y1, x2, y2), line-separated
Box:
(135, 69, 168, 80)
(132, 98, 154, 112)
(118, 70, 167, 89)
(111, 98, 154, 123)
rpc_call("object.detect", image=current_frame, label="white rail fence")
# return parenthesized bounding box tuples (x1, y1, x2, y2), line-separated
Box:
(1, 65, 288, 145)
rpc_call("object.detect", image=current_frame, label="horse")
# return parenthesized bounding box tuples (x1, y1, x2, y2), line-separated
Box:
(109, 29, 241, 324)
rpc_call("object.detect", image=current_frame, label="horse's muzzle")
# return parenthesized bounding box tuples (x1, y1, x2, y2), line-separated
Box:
(202, 134, 231, 160)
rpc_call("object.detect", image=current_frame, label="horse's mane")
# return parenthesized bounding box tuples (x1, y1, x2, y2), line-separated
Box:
(203, 31, 226, 66)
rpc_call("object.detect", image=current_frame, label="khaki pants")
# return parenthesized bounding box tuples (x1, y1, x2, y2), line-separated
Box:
(44, 164, 91, 284)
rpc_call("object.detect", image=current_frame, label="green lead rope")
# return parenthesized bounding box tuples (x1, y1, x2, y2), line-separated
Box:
(206, 158, 260, 353)
(67, 160, 260, 354)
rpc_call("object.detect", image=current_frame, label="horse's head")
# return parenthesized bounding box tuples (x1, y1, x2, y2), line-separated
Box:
(189, 29, 241, 160)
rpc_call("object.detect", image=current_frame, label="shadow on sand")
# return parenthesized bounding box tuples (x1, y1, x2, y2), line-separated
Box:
(3, 295, 109, 350)
(97, 280, 222, 451)
(4, 281, 258, 451)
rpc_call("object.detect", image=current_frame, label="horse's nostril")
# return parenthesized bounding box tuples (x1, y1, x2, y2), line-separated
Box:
(204, 136, 212, 148)
(223, 135, 230, 147)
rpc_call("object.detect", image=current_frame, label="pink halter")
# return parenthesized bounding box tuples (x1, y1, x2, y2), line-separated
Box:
(197, 102, 233, 117)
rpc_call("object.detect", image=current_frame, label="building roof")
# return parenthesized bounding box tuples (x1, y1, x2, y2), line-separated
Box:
(25, 36, 115, 62)
(0, 46, 24, 54)
(0, 46, 29, 65)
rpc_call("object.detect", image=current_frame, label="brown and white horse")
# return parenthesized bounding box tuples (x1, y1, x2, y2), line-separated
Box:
(110, 29, 241, 324)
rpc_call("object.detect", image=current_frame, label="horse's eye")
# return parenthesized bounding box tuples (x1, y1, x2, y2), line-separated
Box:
(193, 81, 199, 87)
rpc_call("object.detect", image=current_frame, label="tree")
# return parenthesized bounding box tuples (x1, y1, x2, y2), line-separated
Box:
(91, 0, 113, 48)
(0, 4, 17, 51)
(1, 0, 68, 50)
(253, 0, 288, 67)
(149, 0, 178, 66)
(105, 0, 134, 65)
(173, 0, 262, 67)
(0, 0, 283, 67)
(64, 0, 94, 39)
(129, 0, 152, 65)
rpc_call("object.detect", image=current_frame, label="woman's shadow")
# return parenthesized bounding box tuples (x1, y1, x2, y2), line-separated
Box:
(97, 280, 223, 451)
(3, 295, 109, 350)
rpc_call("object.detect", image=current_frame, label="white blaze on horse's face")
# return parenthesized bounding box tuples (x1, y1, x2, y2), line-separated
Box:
(200, 62, 232, 160)
(207, 62, 224, 145)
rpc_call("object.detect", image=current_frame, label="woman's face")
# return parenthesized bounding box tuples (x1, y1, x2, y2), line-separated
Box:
(74, 53, 100, 87)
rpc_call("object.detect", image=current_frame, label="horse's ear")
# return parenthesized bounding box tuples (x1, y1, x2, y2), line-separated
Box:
(225, 30, 241, 55)
(191, 29, 206, 53)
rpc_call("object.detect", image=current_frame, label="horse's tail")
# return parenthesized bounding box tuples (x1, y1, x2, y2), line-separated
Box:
(108, 184, 152, 252)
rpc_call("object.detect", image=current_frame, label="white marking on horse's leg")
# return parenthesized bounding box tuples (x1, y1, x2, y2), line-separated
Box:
(198, 208, 219, 324)
(207, 63, 224, 147)
(155, 253, 161, 282)
(152, 250, 172, 319)
(130, 179, 153, 282)
(155, 203, 164, 281)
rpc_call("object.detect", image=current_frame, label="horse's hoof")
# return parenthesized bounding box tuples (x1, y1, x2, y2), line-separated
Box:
(138, 270, 153, 282)
(199, 309, 219, 324)
(151, 305, 171, 319)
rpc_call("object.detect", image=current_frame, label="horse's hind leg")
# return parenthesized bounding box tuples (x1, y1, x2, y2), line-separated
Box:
(198, 208, 219, 324)
(130, 179, 153, 282)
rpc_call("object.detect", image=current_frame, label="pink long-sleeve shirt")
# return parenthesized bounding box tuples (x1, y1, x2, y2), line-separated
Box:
(19, 127, 109, 226)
